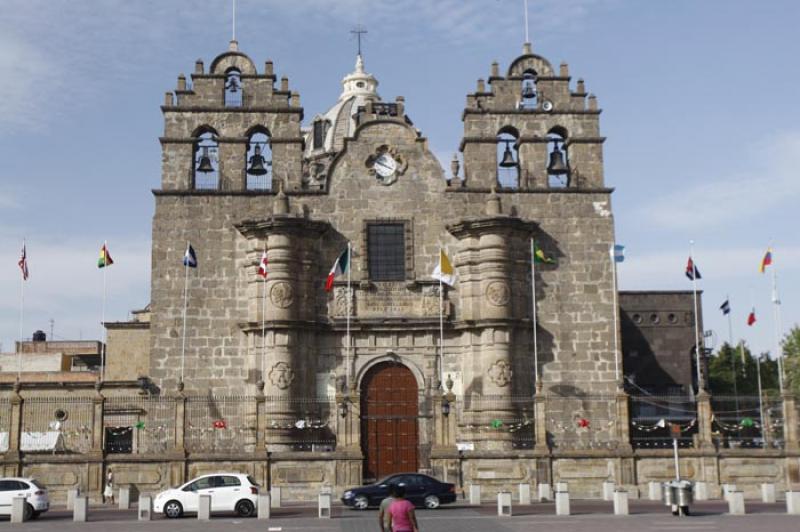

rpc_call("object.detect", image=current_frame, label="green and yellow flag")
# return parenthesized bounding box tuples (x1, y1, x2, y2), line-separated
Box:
(97, 243, 114, 268)
(533, 242, 554, 264)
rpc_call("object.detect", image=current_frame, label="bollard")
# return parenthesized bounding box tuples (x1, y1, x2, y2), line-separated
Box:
(118, 486, 131, 510)
(73, 495, 88, 522)
(787, 491, 800, 515)
(258, 494, 271, 519)
(67, 488, 80, 511)
(613, 489, 629, 516)
(497, 491, 512, 516)
(555, 490, 570, 516)
(722, 483, 737, 502)
(271, 486, 281, 508)
(555, 481, 568, 492)
(648, 481, 663, 501)
(694, 481, 708, 501)
(727, 490, 745, 515)
(469, 484, 481, 505)
(538, 482, 552, 501)
(318, 493, 332, 519)
(11, 497, 27, 523)
(603, 480, 615, 501)
(761, 483, 776, 503)
(138, 495, 152, 521)
(198, 494, 211, 520)
(519, 483, 531, 505)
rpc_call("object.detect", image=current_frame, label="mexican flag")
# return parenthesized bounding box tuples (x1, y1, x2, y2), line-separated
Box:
(325, 248, 349, 292)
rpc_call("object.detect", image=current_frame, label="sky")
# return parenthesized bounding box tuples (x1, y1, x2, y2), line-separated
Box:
(0, 0, 797, 358)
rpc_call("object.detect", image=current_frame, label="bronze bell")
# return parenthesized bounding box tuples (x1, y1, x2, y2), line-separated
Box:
(196, 147, 214, 173)
(547, 144, 569, 175)
(226, 76, 240, 93)
(521, 81, 536, 99)
(498, 142, 518, 168)
(247, 145, 269, 176)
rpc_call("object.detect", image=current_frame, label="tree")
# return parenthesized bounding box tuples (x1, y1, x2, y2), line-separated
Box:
(783, 326, 800, 395)
(708, 342, 781, 396)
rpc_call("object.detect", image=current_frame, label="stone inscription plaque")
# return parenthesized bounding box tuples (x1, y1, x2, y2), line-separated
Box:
(331, 283, 443, 319)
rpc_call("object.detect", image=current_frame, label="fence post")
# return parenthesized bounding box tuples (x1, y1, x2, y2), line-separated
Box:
(695, 390, 713, 448)
(782, 393, 798, 451)
(8, 383, 23, 466)
(615, 388, 632, 450)
(174, 384, 187, 452)
(91, 382, 105, 452)
(255, 384, 266, 454)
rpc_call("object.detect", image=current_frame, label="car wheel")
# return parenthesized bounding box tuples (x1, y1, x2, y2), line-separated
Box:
(236, 500, 255, 518)
(424, 495, 440, 509)
(31, 511, 41, 520)
(164, 500, 184, 519)
(353, 495, 369, 510)
(23, 503, 34, 521)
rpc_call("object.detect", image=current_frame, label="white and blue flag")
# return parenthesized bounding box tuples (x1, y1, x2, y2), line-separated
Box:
(611, 244, 625, 263)
(183, 243, 198, 268)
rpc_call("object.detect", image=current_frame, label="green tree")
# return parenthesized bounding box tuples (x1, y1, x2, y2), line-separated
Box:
(783, 326, 800, 395)
(709, 342, 781, 396)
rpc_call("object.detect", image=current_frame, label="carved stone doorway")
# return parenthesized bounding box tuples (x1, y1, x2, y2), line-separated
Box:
(360, 361, 419, 482)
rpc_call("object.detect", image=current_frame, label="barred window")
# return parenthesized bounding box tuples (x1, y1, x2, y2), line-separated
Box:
(313, 120, 327, 149)
(368, 223, 405, 281)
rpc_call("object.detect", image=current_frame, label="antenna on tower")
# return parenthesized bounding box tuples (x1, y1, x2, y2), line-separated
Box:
(350, 25, 368, 57)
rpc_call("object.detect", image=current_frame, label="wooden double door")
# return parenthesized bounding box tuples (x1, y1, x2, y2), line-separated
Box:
(360, 362, 419, 481)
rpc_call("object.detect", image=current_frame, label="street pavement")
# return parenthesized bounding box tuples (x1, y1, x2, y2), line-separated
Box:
(3, 500, 798, 531)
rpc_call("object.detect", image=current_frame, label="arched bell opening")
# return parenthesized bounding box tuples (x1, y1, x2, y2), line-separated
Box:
(519, 69, 538, 110)
(245, 129, 272, 190)
(546, 126, 570, 188)
(193, 128, 219, 190)
(224, 68, 243, 107)
(496, 127, 520, 189)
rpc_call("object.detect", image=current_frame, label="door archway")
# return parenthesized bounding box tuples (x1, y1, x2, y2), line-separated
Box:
(360, 361, 419, 481)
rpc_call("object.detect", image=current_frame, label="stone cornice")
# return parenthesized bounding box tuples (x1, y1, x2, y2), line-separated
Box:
(447, 216, 539, 238)
(235, 216, 331, 239)
(445, 187, 614, 195)
(160, 105, 302, 116)
(459, 136, 606, 149)
(461, 108, 601, 120)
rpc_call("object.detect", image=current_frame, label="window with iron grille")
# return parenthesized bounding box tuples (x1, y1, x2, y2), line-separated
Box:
(313, 120, 326, 149)
(367, 223, 405, 281)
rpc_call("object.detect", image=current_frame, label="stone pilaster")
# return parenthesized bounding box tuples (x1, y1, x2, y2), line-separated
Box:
(534, 382, 549, 452)
(782, 393, 798, 451)
(614, 388, 633, 452)
(696, 390, 713, 448)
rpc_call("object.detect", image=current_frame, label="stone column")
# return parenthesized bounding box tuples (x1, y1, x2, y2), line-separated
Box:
(782, 393, 798, 451)
(614, 388, 633, 452)
(696, 390, 713, 448)
(534, 383, 548, 452)
(6, 384, 22, 474)
(91, 384, 105, 453)
(255, 383, 267, 454)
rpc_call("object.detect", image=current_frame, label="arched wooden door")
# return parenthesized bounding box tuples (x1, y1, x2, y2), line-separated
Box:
(361, 362, 419, 481)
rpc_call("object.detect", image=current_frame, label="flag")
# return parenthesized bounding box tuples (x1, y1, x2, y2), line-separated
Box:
(325, 248, 349, 292)
(720, 299, 730, 315)
(431, 249, 456, 286)
(97, 243, 114, 268)
(611, 244, 625, 263)
(685, 257, 701, 280)
(747, 308, 756, 326)
(183, 243, 198, 268)
(257, 250, 268, 278)
(18, 243, 29, 280)
(759, 248, 773, 273)
(533, 242, 554, 264)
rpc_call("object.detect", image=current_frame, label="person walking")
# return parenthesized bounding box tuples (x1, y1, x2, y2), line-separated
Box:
(387, 485, 420, 532)
(378, 484, 397, 532)
(103, 467, 115, 505)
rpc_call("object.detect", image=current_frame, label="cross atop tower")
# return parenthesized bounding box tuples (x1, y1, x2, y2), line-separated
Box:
(350, 25, 368, 56)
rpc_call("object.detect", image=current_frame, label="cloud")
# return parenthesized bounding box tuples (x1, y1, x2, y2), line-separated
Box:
(638, 130, 800, 231)
(0, 34, 55, 130)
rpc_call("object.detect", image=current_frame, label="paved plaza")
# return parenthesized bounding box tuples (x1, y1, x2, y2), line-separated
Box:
(4, 500, 798, 531)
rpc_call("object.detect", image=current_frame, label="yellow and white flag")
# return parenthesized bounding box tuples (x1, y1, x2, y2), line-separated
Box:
(431, 249, 456, 286)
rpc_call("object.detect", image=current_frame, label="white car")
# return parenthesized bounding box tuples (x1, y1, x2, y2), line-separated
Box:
(0, 478, 49, 520)
(153, 473, 259, 518)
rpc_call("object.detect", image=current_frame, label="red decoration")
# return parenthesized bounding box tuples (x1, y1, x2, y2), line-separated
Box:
(577, 418, 590, 428)
(212, 419, 227, 429)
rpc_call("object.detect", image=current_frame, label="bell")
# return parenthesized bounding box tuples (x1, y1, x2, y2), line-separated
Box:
(498, 143, 518, 168)
(226, 77, 240, 93)
(196, 147, 214, 173)
(522, 82, 536, 99)
(547, 146, 569, 175)
(247, 145, 269, 176)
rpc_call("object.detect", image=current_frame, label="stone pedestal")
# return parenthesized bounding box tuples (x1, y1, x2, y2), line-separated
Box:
(11, 497, 26, 523)
(613, 489, 629, 516)
(469, 484, 481, 505)
(258, 494, 271, 519)
(118, 486, 131, 510)
(73, 496, 88, 522)
(271, 486, 281, 508)
(67, 488, 80, 510)
(648, 481, 663, 501)
(761, 483, 776, 503)
(555, 490, 570, 515)
(497, 491, 512, 516)
(198, 494, 211, 520)
(694, 481, 708, 501)
(318, 493, 332, 518)
(727, 490, 745, 515)
(138, 495, 152, 521)
(538, 482, 552, 501)
(786, 492, 800, 514)
(602, 480, 615, 501)
(518, 483, 531, 505)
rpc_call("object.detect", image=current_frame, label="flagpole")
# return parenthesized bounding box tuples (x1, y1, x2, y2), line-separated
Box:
(610, 245, 621, 386)
(18, 240, 25, 379)
(101, 241, 108, 382)
(725, 294, 739, 417)
(180, 243, 190, 385)
(754, 346, 766, 442)
(689, 241, 703, 391)
(346, 242, 352, 390)
(261, 247, 267, 383)
(439, 264, 444, 390)
(531, 238, 539, 385)
(770, 265, 785, 394)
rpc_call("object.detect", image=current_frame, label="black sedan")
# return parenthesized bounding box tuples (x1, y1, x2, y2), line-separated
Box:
(341, 473, 456, 510)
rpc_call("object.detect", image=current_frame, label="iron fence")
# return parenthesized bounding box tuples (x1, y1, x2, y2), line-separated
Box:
(630, 394, 697, 449)
(546, 394, 617, 450)
(456, 395, 535, 450)
(21, 396, 95, 454)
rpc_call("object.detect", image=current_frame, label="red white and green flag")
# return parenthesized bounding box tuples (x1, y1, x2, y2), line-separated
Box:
(325, 248, 350, 292)
(257, 250, 268, 278)
(97, 243, 114, 268)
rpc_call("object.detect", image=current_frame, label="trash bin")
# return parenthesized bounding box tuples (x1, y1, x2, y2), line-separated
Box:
(663, 480, 692, 516)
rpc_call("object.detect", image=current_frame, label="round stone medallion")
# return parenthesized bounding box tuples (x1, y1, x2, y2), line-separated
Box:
(485, 280, 511, 307)
(270, 281, 294, 308)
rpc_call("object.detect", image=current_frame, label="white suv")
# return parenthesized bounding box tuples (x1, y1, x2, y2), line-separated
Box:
(153, 473, 259, 518)
(0, 478, 49, 520)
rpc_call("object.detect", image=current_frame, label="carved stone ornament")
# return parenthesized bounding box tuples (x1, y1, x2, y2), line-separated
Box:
(488, 360, 513, 387)
(270, 281, 294, 308)
(269, 361, 295, 390)
(365, 144, 408, 186)
(485, 280, 511, 307)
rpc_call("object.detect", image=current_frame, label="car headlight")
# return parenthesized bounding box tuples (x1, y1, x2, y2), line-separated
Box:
(343, 491, 354, 499)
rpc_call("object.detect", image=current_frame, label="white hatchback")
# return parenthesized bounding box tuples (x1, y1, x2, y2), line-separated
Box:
(153, 473, 259, 518)
(0, 478, 49, 520)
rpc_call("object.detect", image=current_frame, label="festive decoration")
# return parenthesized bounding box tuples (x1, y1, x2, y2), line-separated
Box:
(577, 418, 590, 428)
(135, 421, 146, 429)
(212, 420, 227, 429)
(740, 417, 755, 429)
(490, 419, 503, 429)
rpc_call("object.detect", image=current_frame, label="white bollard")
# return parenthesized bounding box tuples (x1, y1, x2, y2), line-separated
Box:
(67, 488, 80, 511)
(722, 483, 737, 502)
(761, 483, 776, 503)
(727, 490, 745, 515)
(648, 481, 663, 501)
(138, 495, 152, 521)
(787, 491, 800, 515)
(556, 481, 568, 492)
(469, 484, 481, 505)
(555, 490, 570, 516)
(270, 486, 281, 508)
(198, 494, 211, 520)
(118, 486, 131, 510)
(318, 493, 332, 518)
(258, 494, 271, 519)
(519, 483, 531, 505)
(613, 489, 629, 516)
(538, 482, 552, 501)
(11, 497, 27, 523)
(603, 480, 615, 501)
(497, 491, 512, 516)
(694, 481, 708, 501)
(73, 495, 88, 522)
